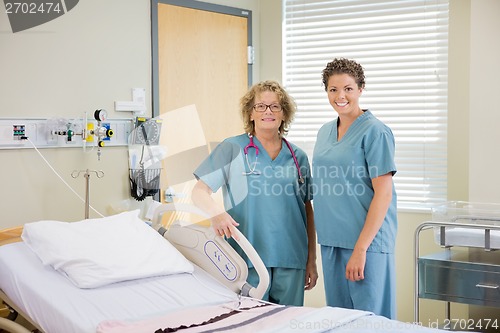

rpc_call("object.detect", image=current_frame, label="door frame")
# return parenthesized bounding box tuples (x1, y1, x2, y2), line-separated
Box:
(150, 0, 253, 117)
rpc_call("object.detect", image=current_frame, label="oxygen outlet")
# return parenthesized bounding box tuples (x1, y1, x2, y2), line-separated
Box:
(86, 123, 94, 142)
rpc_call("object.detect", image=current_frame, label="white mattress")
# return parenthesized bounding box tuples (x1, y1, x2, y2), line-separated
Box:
(434, 227, 500, 249)
(0, 242, 237, 333)
(0, 243, 459, 333)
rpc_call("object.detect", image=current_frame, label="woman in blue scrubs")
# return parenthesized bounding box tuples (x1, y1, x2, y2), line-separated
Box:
(312, 58, 398, 318)
(192, 80, 318, 306)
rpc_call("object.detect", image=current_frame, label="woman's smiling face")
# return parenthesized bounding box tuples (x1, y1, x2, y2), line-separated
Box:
(251, 91, 284, 133)
(326, 73, 363, 117)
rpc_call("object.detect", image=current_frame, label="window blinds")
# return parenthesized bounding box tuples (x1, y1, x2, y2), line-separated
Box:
(283, 0, 449, 210)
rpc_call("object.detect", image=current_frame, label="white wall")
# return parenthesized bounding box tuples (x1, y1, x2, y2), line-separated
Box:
(469, 0, 500, 203)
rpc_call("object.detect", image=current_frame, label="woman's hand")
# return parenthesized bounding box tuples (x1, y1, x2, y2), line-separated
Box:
(304, 259, 318, 290)
(345, 249, 366, 282)
(211, 212, 239, 240)
(345, 173, 393, 282)
(192, 180, 239, 240)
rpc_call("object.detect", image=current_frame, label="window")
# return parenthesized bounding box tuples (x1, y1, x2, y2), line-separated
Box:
(283, 0, 449, 210)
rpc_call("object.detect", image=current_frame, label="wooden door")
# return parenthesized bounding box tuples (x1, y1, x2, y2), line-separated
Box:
(152, 0, 251, 207)
(155, 1, 250, 143)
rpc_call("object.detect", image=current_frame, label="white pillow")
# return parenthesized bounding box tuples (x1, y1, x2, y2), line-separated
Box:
(22, 210, 194, 288)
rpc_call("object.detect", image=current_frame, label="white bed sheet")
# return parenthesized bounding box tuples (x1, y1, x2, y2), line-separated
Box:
(0, 242, 460, 333)
(434, 227, 500, 249)
(0, 242, 237, 333)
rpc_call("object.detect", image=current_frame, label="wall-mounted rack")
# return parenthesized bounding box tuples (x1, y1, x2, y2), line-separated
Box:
(0, 117, 134, 150)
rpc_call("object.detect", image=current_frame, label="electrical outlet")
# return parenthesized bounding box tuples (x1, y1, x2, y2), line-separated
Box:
(13, 124, 25, 140)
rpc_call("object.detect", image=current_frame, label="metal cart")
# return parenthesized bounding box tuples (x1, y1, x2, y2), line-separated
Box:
(414, 216, 500, 323)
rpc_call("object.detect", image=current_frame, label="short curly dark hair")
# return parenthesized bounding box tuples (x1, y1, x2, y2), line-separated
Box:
(322, 58, 365, 91)
(240, 80, 296, 137)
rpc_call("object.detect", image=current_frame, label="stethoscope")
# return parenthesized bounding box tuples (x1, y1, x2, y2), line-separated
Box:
(243, 134, 305, 184)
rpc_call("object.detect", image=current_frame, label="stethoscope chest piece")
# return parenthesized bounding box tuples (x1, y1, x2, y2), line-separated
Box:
(243, 134, 260, 175)
(243, 134, 305, 184)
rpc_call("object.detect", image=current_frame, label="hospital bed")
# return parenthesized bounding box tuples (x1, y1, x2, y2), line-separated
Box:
(0, 204, 458, 333)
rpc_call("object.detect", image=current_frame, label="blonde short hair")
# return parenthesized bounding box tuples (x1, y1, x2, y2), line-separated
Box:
(240, 80, 296, 137)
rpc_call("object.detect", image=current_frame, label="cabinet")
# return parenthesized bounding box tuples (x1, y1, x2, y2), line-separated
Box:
(414, 202, 500, 322)
(419, 250, 500, 306)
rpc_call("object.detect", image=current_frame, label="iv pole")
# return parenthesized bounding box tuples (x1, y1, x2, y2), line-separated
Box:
(71, 169, 104, 219)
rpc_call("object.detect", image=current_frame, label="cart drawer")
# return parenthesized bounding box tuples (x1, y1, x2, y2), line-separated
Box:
(419, 255, 500, 307)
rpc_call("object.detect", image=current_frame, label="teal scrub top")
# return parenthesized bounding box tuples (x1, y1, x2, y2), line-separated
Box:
(312, 110, 398, 253)
(194, 133, 313, 269)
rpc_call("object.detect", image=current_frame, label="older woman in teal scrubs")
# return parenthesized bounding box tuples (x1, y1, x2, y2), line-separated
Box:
(192, 80, 318, 306)
(312, 58, 398, 318)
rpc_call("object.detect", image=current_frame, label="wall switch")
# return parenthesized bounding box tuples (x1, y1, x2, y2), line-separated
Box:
(133, 88, 145, 104)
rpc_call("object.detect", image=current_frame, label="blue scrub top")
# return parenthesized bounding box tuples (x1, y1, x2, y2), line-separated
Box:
(194, 133, 313, 269)
(312, 110, 397, 253)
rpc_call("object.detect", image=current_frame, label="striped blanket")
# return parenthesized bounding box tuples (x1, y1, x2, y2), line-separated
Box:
(96, 298, 371, 333)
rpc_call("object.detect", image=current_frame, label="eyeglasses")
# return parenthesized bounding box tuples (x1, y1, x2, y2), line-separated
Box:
(252, 103, 283, 113)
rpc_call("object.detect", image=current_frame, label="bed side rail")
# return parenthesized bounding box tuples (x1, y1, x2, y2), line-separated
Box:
(152, 203, 270, 300)
(0, 317, 31, 333)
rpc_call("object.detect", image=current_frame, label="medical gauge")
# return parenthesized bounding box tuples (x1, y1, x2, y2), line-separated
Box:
(94, 109, 107, 122)
(133, 117, 162, 145)
(243, 134, 304, 184)
(45, 109, 114, 161)
(129, 117, 163, 201)
(89, 109, 114, 160)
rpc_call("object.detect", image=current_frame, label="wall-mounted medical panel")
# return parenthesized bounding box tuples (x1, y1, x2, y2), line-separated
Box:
(0, 118, 134, 149)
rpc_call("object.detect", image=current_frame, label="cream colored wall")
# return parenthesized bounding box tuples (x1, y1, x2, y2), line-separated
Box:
(0, 0, 152, 226)
(469, 0, 500, 203)
(468, 0, 500, 325)
(258, 0, 282, 82)
(448, 0, 470, 202)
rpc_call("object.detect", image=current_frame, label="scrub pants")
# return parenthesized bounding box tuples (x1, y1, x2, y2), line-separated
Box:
(247, 267, 305, 306)
(321, 246, 396, 319)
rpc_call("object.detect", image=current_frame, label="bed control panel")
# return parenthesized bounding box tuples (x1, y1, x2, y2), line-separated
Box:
(162, 220, 248, 294)
(204, 241, 237, 281)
